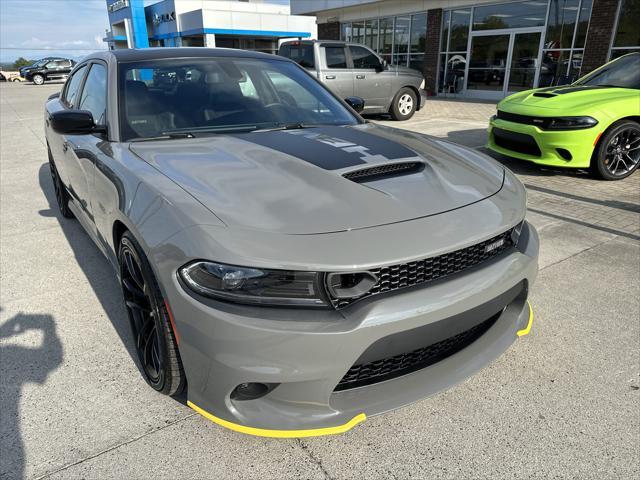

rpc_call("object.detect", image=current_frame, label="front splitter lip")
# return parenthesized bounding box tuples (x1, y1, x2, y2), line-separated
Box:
(186, 301, 535, 438)
(187, 401, 367, 438)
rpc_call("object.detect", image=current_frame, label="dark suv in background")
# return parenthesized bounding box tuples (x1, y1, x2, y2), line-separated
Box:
(21, 58, 75, 85)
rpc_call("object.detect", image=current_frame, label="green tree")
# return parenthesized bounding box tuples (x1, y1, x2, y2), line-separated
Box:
(13, 57, 33, 69)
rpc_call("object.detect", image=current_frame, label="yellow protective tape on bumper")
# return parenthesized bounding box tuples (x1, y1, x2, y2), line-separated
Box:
(187, 401, 366, 438)
(517, 301, 534, 337)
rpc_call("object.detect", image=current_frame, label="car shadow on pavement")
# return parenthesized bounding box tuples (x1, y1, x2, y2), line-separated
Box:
(0, 311, 63, 480)
(36, 163, 143, 375)
(36, 163, 189, 405)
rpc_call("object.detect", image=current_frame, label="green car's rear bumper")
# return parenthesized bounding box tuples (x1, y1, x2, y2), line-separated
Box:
(487, 117, 602, 168)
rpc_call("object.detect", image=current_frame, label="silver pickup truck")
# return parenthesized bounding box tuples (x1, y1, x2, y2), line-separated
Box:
(278, 40, 426, 120)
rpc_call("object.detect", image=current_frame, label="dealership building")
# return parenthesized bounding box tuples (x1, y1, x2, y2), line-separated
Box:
(292, 0, 639, 99)
(103, 0, 317, 55)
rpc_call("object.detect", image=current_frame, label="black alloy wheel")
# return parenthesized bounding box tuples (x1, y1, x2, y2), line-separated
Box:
(593, 121, 640, 180)
(118, 232, 185, 395)
(48, 153, 74, 218)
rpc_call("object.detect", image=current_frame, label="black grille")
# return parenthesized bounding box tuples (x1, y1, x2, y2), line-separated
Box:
(343, 162, 424, 182)
(492, 127, 542, 157)
(496, 110, 541, 125)
(331, 229, 514, 308)
(334, 313, 499, 391)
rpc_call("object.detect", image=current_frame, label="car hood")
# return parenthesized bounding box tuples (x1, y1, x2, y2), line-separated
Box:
(129, 124, 504, 234)
(391, 65, 423, 78)
(501, 84, 637, 111)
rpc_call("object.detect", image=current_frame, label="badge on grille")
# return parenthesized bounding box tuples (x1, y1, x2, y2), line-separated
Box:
(484, 238, 505, 253)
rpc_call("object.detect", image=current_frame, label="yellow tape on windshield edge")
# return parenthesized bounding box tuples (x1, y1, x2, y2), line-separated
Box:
(517, 301, 534, 337)
(187, 401, 366, 438)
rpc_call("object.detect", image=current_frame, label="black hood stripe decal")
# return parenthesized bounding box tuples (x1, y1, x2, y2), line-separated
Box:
(232, 125, 418, 170)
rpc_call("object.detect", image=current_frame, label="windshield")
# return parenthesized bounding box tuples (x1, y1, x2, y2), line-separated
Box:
(119, 57, 358, 141)
(574, 53, 640, 89)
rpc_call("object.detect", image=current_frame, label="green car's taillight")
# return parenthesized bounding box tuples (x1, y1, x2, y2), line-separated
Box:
(179, 261, 328, 307)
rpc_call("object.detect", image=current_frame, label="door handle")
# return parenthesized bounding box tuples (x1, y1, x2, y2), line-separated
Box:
(356, 74, 366, 79)
(325, 75, 336, 80)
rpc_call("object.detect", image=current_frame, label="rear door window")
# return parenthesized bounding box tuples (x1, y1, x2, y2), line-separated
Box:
(325, 46, 348, 69)
(279, 44, 315, 69)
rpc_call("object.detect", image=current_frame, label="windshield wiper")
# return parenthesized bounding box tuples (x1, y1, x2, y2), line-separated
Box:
(130, 132, 195, 142)
(253, 122, 319, 132)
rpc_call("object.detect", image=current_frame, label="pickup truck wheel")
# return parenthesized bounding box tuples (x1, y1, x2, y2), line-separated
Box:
(390, 87, 417, 121)
(32, 74, 45, 85)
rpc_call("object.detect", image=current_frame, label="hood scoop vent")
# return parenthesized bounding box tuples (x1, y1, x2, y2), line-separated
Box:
(343, 161, 424, 183)
(533, 92, 557, 98)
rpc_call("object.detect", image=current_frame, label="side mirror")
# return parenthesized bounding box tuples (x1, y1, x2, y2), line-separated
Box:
(344, 96, 365, 113)
(50, 110, 106, 135)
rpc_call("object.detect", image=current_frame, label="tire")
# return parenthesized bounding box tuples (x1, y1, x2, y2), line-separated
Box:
(118, 231, 185, 396)
(390, 87, 417, 121)
(591, 120, 640, 180)
(32, 74, 45, 85)
(48, 151, 74, 218)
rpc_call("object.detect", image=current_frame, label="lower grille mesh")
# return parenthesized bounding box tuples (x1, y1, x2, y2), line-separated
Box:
(332, 229, 514, 308)
(334, 313, 499, 391)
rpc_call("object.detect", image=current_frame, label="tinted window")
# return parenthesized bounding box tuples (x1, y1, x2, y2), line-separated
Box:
(614, 0, 640, 47)
(575, 53, 640, 88)
(79, 63, 107, 124)
(279, 44, 315, 69)
(325, 46, 347, 68)
(119, 58, 358, 141)
(63, 65, 87, 108)
(349, 46, 380, 69)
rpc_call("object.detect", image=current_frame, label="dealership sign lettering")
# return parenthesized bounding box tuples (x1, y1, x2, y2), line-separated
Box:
(153, 11, 176, 25)
(108, 0, 129, 13)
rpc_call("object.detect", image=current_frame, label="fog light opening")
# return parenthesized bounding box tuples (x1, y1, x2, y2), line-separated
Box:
(231, 382, 279, 401)
(556, 148, 572, 161)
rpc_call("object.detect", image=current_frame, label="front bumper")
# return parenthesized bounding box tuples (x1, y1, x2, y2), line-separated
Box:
(168, 221, 539, 437)
(418, 89, 427, 109)
(487, 117, 601, 168)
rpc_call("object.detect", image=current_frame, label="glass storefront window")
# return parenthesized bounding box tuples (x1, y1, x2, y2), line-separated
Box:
(410, 13, 427, 53)
(449, 9, 471, 52)
(613, 0, 640, 47)
(409, 54, 425, 72)
(379, 17, 394, 61)
(573, 0, 593, 48)
(444, 54, 467, 93)
(341, 23, 351, 42)
(352, 21, 365, 45)
(546, 0, 580, 50)
(441, 10, 450, 52)
(539, 50, 571, 86)
(473, 1, 547, 30)
(393, 16, 410, 55)
(366, 19, 379, 50)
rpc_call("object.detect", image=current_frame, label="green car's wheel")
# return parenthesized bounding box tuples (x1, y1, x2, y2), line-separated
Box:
(119, 232, 185, 396)
(592, 120, 640, 180)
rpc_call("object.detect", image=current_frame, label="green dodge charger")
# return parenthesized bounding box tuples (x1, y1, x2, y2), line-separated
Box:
(488, 53, 640, 180)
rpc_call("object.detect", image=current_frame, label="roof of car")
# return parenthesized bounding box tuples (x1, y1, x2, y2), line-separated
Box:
(88, 47, 285, 63)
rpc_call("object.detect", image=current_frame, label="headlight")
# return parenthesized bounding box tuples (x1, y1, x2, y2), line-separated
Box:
(536, 116, 598, 130)
(419, 79, 425, 90)
(179, 261, 328, 307)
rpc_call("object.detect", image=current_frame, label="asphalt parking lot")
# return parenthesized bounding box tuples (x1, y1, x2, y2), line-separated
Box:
(1, 82, 638, 479)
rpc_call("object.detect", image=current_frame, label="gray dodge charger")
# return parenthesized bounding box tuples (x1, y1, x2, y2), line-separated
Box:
(45, 48, 538, 437)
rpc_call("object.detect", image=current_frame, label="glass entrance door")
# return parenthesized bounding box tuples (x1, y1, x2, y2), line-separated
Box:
(467, 34, 510, 93)
(507, 32, 542, 92)
(466, 30, 543, 98)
